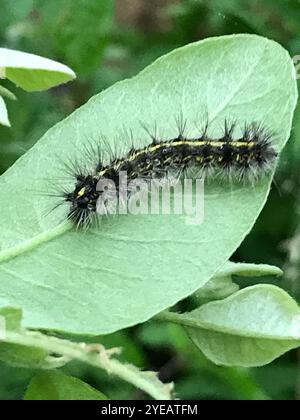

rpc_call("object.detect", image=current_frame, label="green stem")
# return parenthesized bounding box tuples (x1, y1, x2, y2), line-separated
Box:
(3, 330, 172, 400)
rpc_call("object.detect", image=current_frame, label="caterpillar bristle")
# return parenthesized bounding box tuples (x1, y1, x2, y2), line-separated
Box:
(140, 120, 159, 144)
(175, 113, 188, 140)
(222, 118, 236, 141)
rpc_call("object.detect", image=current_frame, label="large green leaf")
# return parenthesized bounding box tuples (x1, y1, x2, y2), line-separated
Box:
(0, 35, 297, 334)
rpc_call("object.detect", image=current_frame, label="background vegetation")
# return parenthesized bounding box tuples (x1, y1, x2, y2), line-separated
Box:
(1, 0, 300, 400)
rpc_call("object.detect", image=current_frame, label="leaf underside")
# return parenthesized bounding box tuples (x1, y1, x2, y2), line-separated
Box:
(0, 35, 297, 335)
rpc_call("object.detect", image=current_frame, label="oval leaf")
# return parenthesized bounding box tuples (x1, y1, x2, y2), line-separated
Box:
(186, 285, 300, 367)
(0, 35, 297, 334)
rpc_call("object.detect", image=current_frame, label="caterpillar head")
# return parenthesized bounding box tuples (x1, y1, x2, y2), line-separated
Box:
(64, 175, 98, 226)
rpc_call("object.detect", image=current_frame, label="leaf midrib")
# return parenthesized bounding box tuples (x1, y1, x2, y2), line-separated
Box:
(0, 222, 71, 264)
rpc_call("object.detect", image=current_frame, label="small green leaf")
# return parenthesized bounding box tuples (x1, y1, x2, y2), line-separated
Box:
(193, 274, 240, 304)
(218, 261, 283, 278)
(0, 96, 10, 126)
(0, 48, 76, 91)
(186, 285, 300, 367)
(0, 307, 49, 368)
(24, 371, 108, 400)
(0, 306, 22, 330)
(193, 262, 282, 303)
(0, 85, 17, 100)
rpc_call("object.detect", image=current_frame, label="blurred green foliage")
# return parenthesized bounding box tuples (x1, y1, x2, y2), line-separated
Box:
(1, 0, 300, 400)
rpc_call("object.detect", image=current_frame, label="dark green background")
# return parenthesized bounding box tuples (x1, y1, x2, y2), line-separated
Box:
(1, 0, 300, 400)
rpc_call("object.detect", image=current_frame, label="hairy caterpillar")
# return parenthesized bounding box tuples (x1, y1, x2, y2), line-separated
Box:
(59, 119, 277, 228)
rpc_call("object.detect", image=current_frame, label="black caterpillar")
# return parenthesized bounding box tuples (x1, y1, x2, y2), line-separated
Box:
(61, 120, 277, 227)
